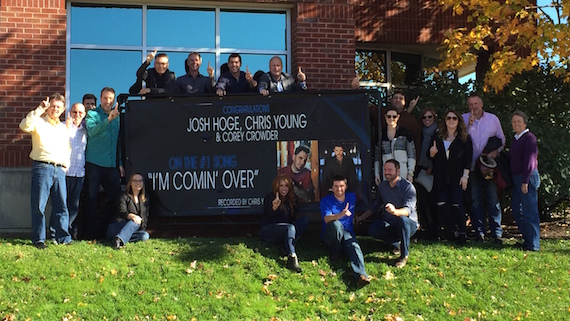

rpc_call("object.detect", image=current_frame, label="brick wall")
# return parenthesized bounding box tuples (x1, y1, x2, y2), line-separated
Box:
(0, 0, 66, 167)
(353, 0, 461, 44)
(0, 0, 457, 168)
(292, 1, 356, 90)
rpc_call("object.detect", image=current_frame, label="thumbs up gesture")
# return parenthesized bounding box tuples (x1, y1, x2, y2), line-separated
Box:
(146, 49, 158, 63)
(108, 102, 120, 121)
(245, 65, 254, 83)
(341, 203, 352, 217)
(429, 140, 438, 157)
(297, 66, 306, 82)
(272, 192, 281, 210)
(207, 61, 214, 78)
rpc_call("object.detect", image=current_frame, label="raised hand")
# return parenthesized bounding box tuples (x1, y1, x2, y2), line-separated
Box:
(40, 96, 50, 110)
(409, 96, 420, 112)
(429, 140, 438, 157)
(341, 203, 352, 217)
(272, 192, 281, 210)
(297, 66, 306, 82)
(108, 102, 120, 121)
(146, 49, 158, 63)
(245, 65, 254, 83)
(65, 111, 71, 128)
(207, 61, 214, 78)
(468, 109, 475, 126)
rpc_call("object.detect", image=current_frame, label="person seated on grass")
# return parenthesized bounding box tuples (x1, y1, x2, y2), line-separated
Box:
(107, 173, 150, 249)
(356, 159, 418, 268)
(260, 174, 309, 272)
(320, 175, 371, 286)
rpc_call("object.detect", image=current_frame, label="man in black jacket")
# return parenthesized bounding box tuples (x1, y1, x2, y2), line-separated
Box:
(129, 49, 176, 95)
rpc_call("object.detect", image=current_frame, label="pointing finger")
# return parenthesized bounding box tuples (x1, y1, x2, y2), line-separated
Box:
(298, 66, 302, 73)
(246, 65, 250, 73)
(344, 203, 349, 210)
(152, 49, 158, 56)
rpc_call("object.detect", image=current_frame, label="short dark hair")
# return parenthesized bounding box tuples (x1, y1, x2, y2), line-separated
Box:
(294, 145, 310, 156)
(101, 87, 115, 96)
(331, 175, 347, 186)
(385, 159, 400, 170)
(155, 53, 168, 60)
(228, 53, 242, 64)
(385, 106, 400, 114)
(82, 93, 97, 104)
(512, 110, 528, 124)
(392, 90, 405, 98)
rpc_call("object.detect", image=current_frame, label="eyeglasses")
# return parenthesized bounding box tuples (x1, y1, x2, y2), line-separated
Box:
(385, 114, 398, 119)
(132, 179, 144, 183)
(71, 111, 84, 114)
(422, 115, 433, 119)
(446, 116, 458, 121)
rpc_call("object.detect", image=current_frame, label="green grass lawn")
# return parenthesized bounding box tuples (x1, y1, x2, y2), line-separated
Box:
(1, 235, 569, 321)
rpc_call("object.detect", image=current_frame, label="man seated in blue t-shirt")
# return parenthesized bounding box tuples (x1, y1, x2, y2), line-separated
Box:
(357, 159, 419, 268)
(215, 53, 257, 96)
(320, 175, 371, 286)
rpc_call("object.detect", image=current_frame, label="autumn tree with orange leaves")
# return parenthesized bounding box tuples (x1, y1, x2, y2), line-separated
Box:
(437, 0, 570, 92)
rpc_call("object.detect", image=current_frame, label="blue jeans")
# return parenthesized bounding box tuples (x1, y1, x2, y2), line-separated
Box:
(84, 162, 122, 240)
(512, 171, 540, 250)
(31, 161, 71, 244)
(260, 216, 309, 255)
(66, 176, 84, 236)
(368, 215, 418, 258)
(106, 220, 150, 244)
(322, 220, 368, 279)
(470, 174, 503, 238)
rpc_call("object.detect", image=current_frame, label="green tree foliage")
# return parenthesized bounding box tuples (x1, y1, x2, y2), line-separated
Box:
(416, 66, 570, 214)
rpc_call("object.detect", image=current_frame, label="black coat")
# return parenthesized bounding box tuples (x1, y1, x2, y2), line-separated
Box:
(428, 135, 473, 190)
(114, 193, 150, 230)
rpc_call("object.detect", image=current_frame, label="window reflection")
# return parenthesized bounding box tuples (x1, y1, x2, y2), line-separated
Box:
(391, 51, 421, 86)
(69, 49, 140, 105)
(220, 11, 286, 50)
(355, 50, 386, 83)
(70, 5, 141, 46)
(147, 8, 215, 48)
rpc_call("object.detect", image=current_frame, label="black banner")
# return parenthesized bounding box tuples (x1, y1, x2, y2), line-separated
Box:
(124, 92, 372, 216)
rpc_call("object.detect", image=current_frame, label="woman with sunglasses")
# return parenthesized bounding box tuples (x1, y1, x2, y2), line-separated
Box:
(107, 173, 150, 249)
(428, 110, 472, 244)
(376, 106, 416, 184)
(415, 108, 439, 239)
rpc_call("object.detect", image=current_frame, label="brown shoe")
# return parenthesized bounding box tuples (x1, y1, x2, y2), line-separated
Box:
(358, 274, 371, 286)
(395, 256, 408, 268)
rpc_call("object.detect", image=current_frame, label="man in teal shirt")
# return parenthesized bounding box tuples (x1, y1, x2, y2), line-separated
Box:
(84, 87, 124, 240)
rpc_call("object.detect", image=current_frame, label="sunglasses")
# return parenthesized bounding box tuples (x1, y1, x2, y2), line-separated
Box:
(385, 114, 398, 119)
(446, 116, 458, 120)
(422, 115, 433, 119)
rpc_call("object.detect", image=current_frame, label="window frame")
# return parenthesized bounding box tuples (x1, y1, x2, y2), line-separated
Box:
(65, 2, 292, 106)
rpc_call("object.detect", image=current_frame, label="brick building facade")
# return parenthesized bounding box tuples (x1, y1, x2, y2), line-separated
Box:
(0, 0, 465, 168)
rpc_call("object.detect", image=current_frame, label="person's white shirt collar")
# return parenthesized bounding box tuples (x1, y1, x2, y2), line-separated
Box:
(514, 128, 529, 140)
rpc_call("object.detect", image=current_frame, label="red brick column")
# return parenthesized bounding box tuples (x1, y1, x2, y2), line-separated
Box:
(292, 2, 355, 90)
(0, 0, 66, 166)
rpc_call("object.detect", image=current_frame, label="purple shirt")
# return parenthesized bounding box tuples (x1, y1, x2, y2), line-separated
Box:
(510, 130, 538, 183)
(462, 111, 506, 170)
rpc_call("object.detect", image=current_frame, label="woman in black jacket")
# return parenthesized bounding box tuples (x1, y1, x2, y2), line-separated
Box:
(428, 110, 472, 244)
(107, 173, 150, 249)
(260, 174, 308, 272)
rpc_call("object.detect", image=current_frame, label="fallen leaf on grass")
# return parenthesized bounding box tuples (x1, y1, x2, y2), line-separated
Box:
(384, 270, 395, 280)
(267, 274, 278, 280)
(190, 260, 197, 269)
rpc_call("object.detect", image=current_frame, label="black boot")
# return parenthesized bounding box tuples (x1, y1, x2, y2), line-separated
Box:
(287, 254, 302, 273)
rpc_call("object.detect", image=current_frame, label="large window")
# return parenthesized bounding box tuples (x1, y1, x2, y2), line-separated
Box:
(67, 4, 289, 105)
(355, 49, 423, 90)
